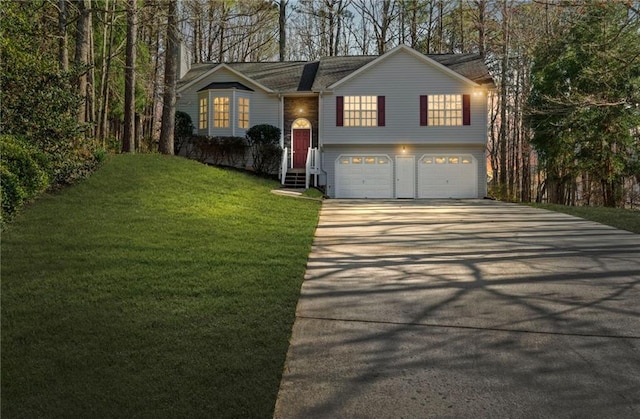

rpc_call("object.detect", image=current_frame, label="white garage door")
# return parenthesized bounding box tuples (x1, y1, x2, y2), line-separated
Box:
(418, 154, 477, 198)
(335, 155, 392, 198)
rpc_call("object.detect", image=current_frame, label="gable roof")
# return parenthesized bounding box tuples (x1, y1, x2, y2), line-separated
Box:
(198, 81, 254, 92)
(178, 45, 494, 94)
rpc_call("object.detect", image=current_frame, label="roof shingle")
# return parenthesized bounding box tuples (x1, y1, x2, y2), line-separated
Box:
(178, 48, 494, 93)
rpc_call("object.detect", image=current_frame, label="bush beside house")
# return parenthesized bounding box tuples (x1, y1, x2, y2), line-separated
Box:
(181, 124, 282, 176)
(246, 124, 282, 175)
(190, 135, 248, 167)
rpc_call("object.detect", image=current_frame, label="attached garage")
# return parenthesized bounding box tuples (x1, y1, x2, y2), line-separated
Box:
(335, 155, 393, 198)
(418, 154, 477, 198)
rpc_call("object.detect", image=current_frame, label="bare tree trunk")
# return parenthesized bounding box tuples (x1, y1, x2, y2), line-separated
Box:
(159, 0, 178, 155)
(279, 0, 287, 61)
(148, 24, 162, 144)
(459, 0, 464, 52)
(334, 0, 343, 55)
(498, 0, 510, 193)
(438, 1, 444, 53)
(410, 0, 418, 49)
(87, 8, 95, 131)
(122, 0, 136, 153)
(475, 0, 487, 58)
(74, 0, 90, 124)
(58, 0, 69, 71)
(98, 0, 115, 145)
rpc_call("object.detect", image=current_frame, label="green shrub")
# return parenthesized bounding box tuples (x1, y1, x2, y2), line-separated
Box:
(191, 135, 247, 167)
(0, 166, 24, 221)
(0, 135, 50, 222)
(174, 111, 194, 155)
(246, 124, 282, 174)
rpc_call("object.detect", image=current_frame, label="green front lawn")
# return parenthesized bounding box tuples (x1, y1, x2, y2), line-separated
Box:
(527, 202, 640, 234)
(1, 154, 321, 418)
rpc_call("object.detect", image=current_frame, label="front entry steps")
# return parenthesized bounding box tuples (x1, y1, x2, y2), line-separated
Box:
(283, 169, 306, 188)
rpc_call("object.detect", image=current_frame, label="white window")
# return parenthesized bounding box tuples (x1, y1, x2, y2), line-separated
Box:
(428, 94, 462, 126)
(344, 96, 377, 127)
(199, 97, 208, 130)
(213, 96, 229, 128)
(238, 97, 249, 129)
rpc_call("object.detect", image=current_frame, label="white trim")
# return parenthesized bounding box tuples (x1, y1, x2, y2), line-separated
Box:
(279, 95, 284, 148)
(177, 63, 275, 94)
(231, 89, 236, 136)
(328, 44, 480, 90)
(318, 92, 324, 149)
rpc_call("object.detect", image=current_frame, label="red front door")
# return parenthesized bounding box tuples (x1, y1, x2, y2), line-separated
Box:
(292, 129, 311, 168)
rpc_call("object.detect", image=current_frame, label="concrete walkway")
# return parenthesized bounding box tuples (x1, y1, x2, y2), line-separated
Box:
(274, 200, 640, 418)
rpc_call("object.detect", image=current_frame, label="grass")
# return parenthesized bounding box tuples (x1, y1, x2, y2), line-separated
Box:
(1, 154, 321, 418)
(526, 202, 640, 234)
(302, 187, 325, 199)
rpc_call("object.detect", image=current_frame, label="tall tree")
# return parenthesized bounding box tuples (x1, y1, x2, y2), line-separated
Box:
(527, 2, 640, 207)
(74, 0, 91, 124)
(122, 0, 136, 153)
(279, 0, 287, 61)
(159, 0, 178, 155)
(58, 0, 69, 71)
(497, 0, 511, 193)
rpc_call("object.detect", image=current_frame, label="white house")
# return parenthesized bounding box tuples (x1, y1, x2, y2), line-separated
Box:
(176, 44, 494, 199)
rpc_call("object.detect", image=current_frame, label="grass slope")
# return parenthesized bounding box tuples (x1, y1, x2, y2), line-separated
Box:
(1, 154, 321, 418)
(527, 203, 640, 234)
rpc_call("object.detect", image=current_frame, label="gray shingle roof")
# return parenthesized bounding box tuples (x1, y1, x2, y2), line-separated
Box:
(311, 56, 377, 91)
(178, 50, 494, 93)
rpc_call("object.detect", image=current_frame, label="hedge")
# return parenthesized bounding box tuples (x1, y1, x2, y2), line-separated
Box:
(0, 135, 50, 222)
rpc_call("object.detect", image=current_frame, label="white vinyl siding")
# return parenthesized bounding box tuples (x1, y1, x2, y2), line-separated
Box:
(322, 50, 486, 145)
(176, 67, 280, 137)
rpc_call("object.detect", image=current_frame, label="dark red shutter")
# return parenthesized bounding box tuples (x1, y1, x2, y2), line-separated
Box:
(377, 96, 385, 127)
(420, 95, 428, 126)
(336, 96, 344, 127)
(463, 94, 471, 126)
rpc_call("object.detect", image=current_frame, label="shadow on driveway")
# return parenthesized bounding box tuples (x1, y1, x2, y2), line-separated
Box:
(275, 200, 640, 418)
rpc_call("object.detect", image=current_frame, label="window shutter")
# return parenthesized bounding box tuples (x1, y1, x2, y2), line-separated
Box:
(463, 94, 471, 126)
(420, 95, 428, 126)
(377, 96, 385, 127)
(336, 96, 344, 127)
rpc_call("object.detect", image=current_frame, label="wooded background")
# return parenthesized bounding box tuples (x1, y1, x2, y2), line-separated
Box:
(1, 0, 639, 207)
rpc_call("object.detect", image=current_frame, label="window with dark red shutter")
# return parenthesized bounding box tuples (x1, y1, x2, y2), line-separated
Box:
(420, 95, 428, 126)
(377, 96, 385, 127)
(463, 94, 471, 125)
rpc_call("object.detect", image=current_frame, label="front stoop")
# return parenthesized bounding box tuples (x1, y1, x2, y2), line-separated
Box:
(283, 169, 306, 188)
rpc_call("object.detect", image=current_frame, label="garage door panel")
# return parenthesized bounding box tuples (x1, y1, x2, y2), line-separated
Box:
(418, 154, 477, 199)
(336, 155, 392, 198)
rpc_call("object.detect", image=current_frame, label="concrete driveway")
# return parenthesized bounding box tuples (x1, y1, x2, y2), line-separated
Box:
(274, 200, 640, 418)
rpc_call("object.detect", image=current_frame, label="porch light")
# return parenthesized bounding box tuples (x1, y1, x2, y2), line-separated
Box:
(402, 146, 406, 153)
(473, 88, 484, 97)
